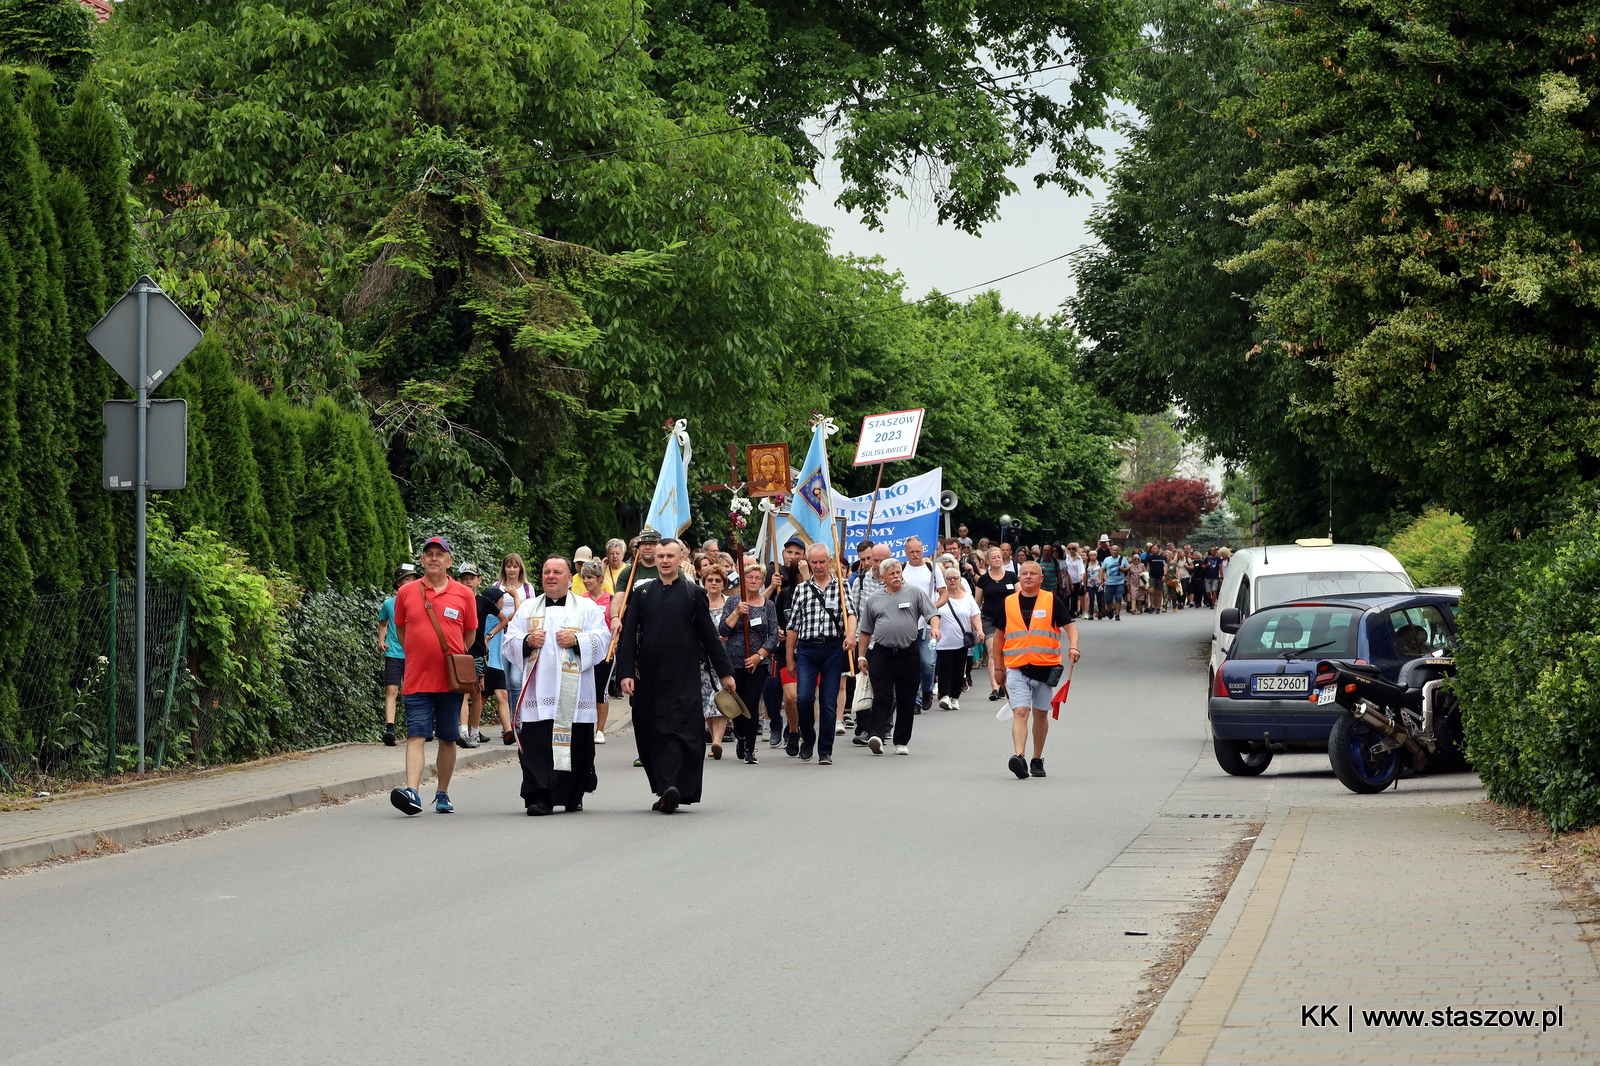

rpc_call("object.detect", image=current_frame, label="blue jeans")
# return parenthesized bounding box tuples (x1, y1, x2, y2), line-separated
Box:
(794, 640, 845, 757)
(762, 674, 784, 732)
(918, 628, 936, 702)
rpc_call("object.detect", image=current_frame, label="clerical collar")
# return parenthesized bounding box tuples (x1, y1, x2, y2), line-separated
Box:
(545, 594, 567, 606)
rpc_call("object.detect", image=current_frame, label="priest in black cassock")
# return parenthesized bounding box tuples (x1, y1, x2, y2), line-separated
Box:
(616, 537, 736, 813)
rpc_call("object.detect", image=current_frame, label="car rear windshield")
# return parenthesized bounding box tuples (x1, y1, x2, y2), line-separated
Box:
(1231, 607, 1363, 661)
(1254, 571, 1411, 609)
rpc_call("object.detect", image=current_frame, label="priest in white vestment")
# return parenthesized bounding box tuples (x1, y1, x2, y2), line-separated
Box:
(503, 555, 612, 815)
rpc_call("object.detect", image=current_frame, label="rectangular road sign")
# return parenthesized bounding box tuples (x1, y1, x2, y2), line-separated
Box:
(102, 399, 188, 490)
(853, 408, 925, 466)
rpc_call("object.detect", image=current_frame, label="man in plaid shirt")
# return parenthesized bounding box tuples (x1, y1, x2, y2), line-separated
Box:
(782, 543, 857, 764)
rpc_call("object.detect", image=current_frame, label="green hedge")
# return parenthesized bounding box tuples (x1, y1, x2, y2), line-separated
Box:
(1458, 492, 1600, 832)
(1386, 508, 1473, 588)
(281, 586, 387, 748)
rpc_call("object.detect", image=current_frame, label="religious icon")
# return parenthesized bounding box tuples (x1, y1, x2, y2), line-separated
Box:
(744, 442, 790, 497)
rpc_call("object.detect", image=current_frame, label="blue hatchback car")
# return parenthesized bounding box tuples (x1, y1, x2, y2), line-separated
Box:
(1207, 591, 1461, 775)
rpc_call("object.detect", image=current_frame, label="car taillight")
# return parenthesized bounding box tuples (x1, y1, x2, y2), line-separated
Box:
(1213, 665, 1229, 698)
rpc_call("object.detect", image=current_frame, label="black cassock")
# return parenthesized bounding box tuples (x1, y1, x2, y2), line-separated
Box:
(616, 577, 734, 804)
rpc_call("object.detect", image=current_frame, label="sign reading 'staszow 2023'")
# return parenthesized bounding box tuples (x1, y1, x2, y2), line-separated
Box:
(853, 408, 925, 466)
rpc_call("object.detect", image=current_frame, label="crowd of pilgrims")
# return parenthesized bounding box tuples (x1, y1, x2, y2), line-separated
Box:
(379, 525, 1228, 816)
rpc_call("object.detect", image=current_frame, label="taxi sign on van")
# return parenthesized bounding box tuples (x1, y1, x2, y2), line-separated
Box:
(854, 408, 925, 466)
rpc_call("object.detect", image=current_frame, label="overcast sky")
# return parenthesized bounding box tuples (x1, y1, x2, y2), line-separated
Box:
(797, 125, 1130, 319)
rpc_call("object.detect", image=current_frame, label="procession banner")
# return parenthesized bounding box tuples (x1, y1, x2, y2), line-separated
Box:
(834, 468, 942, 563)
(791, 420, 837, 547)
(643, 420, 692, 536)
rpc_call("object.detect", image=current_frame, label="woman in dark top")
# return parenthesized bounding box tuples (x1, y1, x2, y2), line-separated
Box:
(973, 547, 1021, 700)
(718, 563, 781, 764)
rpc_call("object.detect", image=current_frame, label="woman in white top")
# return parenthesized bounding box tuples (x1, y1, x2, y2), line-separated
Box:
(934, 566, 983, 710)
(496, 554, 535, 744)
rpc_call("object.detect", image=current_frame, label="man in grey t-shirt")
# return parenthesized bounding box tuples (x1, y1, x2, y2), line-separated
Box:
(854, 559, 941, 755)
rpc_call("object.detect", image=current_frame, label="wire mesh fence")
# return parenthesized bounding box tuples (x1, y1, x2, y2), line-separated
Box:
(1, 572, 191, 786)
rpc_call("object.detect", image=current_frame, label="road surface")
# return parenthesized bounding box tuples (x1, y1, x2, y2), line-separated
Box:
(0, 609, 1217, 1066)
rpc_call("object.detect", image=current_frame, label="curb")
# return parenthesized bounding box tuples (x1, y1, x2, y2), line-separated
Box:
(0, 745, 518, 872)
(1120, 804, 1290, 1066)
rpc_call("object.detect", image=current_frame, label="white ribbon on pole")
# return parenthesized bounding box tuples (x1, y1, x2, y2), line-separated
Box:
(670, 418, 692, 469)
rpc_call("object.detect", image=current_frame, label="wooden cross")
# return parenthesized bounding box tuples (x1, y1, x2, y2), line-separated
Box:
(699, 442, 750, 497)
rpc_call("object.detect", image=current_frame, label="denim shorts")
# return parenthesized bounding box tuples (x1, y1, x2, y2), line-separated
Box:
(1006, 670, 1054, 712)
(404, 692, 464, 740)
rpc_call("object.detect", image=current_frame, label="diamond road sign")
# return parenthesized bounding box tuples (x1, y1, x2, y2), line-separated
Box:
(87, 275, 203, 391)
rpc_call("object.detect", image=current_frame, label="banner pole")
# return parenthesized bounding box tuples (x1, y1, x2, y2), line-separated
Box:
(861, 462, 886, 544)
(831, 520, 854, 677)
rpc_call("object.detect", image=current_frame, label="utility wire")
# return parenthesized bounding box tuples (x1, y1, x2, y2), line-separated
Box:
(815, 247, 1090, 324)
(146, 16, 1280, 227)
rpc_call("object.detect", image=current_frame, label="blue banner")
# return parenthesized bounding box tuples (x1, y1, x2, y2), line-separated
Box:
(836, 468, 942, 563)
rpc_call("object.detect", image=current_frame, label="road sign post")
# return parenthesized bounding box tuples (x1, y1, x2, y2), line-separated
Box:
(88, 276, 201, 774)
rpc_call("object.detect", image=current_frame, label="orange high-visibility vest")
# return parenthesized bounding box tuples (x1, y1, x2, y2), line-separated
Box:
(1003, 590, 1062, 669)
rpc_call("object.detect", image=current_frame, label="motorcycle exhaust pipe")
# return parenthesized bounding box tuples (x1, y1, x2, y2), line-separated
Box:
(1354, 702, 1429, 771)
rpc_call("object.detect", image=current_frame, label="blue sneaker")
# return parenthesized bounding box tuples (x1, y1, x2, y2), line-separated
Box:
(390, 786, 422, 815)
(434, 791, 454, 814)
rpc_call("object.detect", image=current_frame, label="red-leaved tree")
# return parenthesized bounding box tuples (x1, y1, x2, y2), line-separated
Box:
(1118, 477, 1219, 541)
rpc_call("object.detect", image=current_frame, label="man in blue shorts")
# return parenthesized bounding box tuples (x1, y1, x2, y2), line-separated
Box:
(389, 537, 477, 815)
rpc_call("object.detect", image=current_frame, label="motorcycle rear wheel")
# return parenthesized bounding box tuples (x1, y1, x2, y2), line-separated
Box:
(1328, 713, 1400, 793)
(1213, 738, 1273, 776)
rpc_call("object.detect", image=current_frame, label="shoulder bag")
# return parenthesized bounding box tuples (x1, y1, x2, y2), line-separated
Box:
(949, 600, 979, 650)
(423, 588, 479, 694)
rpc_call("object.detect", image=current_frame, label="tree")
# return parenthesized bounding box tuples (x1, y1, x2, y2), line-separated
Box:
(1070, 0, 1413, 543)
(646, 0, 1132, 232)
(1223, 1, 1600, 539)
(105, 0, 842, 539)
(1118, 412, 1184, 492)
(0, 0, 95, 90)
(822, 271, 1126, 541)
(1119, 476, 1217, 541)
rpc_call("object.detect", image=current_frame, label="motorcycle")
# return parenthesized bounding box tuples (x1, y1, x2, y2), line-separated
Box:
(1312, 655, 1466, 793)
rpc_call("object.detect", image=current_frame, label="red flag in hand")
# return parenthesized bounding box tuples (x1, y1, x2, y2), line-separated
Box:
(1051, 663, 1076, 720)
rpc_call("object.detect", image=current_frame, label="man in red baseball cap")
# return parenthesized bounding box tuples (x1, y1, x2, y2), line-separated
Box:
(389, 536, 477, 815)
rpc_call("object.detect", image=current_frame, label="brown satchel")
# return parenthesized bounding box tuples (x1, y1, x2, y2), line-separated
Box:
(422, 588, 479, 693)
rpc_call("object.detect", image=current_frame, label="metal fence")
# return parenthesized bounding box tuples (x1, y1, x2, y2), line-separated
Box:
(1, 572, 191, 785)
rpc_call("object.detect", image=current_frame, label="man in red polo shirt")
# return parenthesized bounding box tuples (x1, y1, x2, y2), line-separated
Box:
(390, 536, 477, 815)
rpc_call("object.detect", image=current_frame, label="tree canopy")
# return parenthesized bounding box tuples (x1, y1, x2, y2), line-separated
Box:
(1224, 0, 1600, 537)
(647, 0, 1131, 232)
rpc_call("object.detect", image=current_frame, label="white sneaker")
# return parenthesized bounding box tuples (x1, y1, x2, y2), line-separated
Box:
(950, 698, 960, 710)
(594, 730, 606, 745)
(836, 722, 846, 735)
(459, 722, 472, 742)
(868, 736, 883, 755)
(895, 745, 910, 755)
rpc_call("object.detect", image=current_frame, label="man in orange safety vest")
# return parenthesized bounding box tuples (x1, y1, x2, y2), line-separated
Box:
(1001, 560, 1081, 780)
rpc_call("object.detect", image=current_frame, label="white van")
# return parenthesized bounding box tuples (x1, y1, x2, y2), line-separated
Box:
(1208, 541, 1413, 682)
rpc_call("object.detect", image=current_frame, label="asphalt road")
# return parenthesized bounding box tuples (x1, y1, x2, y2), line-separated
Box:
(0, 607, 1217, 1066)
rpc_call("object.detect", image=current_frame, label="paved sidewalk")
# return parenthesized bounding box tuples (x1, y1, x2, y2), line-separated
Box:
(1118, 756, 1600, 1065)
(1129, 801, 1600, 1065)
(0, 707, 631, 871)
(900, 740, 1600, 1066)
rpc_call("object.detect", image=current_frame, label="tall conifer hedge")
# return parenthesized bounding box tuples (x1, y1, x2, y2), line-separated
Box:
(0, 69, 407, 759)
